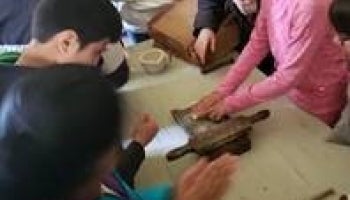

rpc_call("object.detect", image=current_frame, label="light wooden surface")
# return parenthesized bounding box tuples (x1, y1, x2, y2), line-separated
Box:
(119, 41, 350, 199)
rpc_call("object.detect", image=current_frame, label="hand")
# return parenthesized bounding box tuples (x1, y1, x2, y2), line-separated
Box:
(193, 28, 216, 65)
(206, 101, 230, 122)
(131, 113, 159, 147)
(191, 91, 225, 119)
(240, 0, 258, 15)
(175, 154, 239, 200)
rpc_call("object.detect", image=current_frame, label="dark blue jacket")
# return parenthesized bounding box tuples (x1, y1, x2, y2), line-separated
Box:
(0, 0, 39, 44)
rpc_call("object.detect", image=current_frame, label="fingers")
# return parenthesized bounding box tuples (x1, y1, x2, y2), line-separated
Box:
(210, 37, 216, 53)
(191, 94, 219, 116)
(195, 154, 239, 199)
(194, 102, 228, 122)
(190, 42, 202, 66)
(192, 109, 212, 120)
(176, 155, 239, 200)
(208, 108, 225, 122)
(192, 105, 217, 120)
(194, 41, 208, 65)
(208, 154, 239, 176)
(132, 113, 159, 146)
(179, 158, 209, 184)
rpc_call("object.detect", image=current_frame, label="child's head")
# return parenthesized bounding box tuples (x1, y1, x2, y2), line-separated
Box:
(29, 0, 122, 65)
(330, 0, 350, 63)
(0, 66, 122, 200)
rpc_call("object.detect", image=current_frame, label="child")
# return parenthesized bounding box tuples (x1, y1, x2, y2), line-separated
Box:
(0, 0, 128, 88)
(193, 0, 275, 75)
(192, 0, 348, 127)
(0, 66, 238, 200)
(0, 0, 151, 189)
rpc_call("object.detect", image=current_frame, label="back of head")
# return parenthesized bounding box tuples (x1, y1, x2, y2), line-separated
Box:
(32, 0, 122, 46)
(0, 65, 121, 200)
(330, 0, 350, 34)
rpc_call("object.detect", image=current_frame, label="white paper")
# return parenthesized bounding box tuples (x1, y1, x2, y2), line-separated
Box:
(145, 125, 189, 156)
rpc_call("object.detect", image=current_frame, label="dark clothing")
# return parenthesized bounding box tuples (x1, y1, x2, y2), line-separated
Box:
(116, 141, 145, 188)
(103, 59, 130, 89)
(193, 0, 275, 75)
(0, 64, 143, 188)
(0, 65, 33, 98)
(0, 0, 39, 44)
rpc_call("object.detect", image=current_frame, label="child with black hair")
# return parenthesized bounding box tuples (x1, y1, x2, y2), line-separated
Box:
(329, 0, 350, 145)
(1, 0, 128, 88)
(0, 66, 238, 200)
(0, 0, 156, 191)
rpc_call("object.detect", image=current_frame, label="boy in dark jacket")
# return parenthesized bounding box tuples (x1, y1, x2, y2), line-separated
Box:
(0, 0, 149, 188)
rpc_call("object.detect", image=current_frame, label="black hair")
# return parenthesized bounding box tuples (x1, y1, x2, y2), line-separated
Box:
(330, 0, 350, 34)
(0, 65, 121, 200)
(32, 0, 122, 47)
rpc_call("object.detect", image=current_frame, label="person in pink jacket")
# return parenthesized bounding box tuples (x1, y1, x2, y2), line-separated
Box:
(192, 0, 348, 126)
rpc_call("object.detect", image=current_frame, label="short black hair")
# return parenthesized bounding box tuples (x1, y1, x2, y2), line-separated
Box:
(0, 65, 121, 200)
(32, 0, 122, 47)
(330, 0, 350, 34)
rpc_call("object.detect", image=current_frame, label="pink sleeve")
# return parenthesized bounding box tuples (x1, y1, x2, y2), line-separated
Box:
(216, 0, 270, 96)
(222, 3, 326, 112)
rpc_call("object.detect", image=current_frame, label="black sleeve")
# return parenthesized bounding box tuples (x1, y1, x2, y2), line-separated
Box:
(193, 0, 227, 36)
(103, 59, 129, 89)
(116, 141, 146, 188)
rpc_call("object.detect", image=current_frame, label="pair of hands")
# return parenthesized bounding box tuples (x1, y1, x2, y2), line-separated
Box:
(191, 91, 230, 122)
(131, 113, 238, 200)
(131, 90, 230, 145)
(131, 115, 238, 200)
(131, 90, 232, 146)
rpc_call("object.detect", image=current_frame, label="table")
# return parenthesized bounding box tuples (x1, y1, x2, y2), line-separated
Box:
(119, 41, 350, 200)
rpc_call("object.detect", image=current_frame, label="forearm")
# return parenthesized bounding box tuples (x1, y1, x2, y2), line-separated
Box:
(116, 141, 145, 188)
(216, 3, 270, 95)
(222, 71, 297, 112)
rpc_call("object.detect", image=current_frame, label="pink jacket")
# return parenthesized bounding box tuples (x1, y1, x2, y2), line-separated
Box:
(217, 0, 348, 125)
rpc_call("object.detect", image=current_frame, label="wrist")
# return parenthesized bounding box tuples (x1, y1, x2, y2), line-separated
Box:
(132, 137, 147, 147)
(215, 86, 231, 97)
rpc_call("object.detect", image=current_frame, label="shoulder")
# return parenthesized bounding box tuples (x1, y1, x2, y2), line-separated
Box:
(289, 0, 332, 31)
(293, 0, 331, 19)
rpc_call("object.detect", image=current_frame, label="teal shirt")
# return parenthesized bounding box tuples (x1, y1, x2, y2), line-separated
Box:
(100, 171, 172, 200)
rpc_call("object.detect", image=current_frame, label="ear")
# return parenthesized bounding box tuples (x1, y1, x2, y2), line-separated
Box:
(55, 30, 81, 56)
